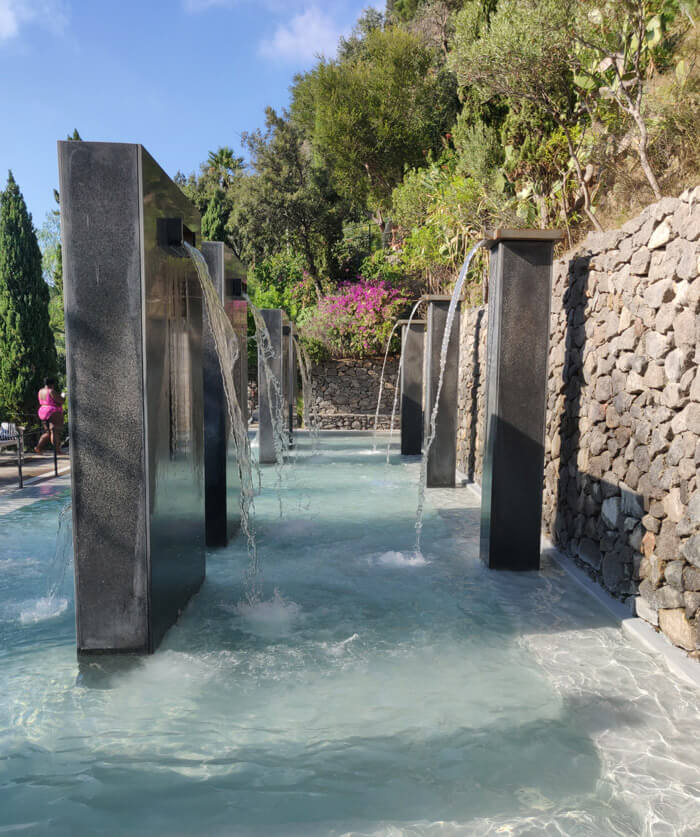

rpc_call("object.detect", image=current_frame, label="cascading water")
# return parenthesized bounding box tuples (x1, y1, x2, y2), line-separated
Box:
(19, 501, 73, 623)
(245, 298, 292, 518)
(414, 241, 486, 554)
(183, 243, 261, 603)
(371, 319, 403, 450)
(385, 298, 424, 464)
(245, 298, 290, 467)
(293, 334, 321, 447)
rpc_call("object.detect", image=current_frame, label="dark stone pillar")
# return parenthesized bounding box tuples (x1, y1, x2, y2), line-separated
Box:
(424, 298, 460, 487)
(480, 229, 562, 571)
(58, 141, 205, 654)
(201, 241, 247, 547)
(399, 319, 425, 455)
(258, 309, 284, 464)
(286, 324, 297, 442)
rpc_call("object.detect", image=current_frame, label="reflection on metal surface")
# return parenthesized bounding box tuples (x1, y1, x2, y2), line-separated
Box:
(59, 141, 205, 654)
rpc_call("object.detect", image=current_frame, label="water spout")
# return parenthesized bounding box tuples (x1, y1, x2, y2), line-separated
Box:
(183, 243, 261, 603)
(371, 319, 404, 450)
(414, 241, 487, 553)
(386, 298, 424, 464)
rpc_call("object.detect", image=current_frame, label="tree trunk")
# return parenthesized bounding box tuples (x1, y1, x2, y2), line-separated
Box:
(563, 130, 603, 233)
(634, 115, 662, 200)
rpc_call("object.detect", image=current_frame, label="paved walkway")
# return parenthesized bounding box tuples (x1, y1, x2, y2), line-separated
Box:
(0, 451, 70, 493)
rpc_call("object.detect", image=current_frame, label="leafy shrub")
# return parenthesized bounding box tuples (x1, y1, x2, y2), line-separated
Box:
(300, 278, 409, 358)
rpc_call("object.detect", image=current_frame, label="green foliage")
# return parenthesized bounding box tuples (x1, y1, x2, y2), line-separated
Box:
(292, 25, 458, 224)
(0, 172, 57, 421)
(201, 189, 228, 243)
(175, 146, 245, 254)
(234, 109, 346, 294)
(332, 220, 382, 280)
(358, 249, 407, 287)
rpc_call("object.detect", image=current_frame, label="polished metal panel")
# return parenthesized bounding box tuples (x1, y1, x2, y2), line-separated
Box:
(287, 327, 297, 438)
(479, 234, 559, 571)
(424, 299, 460, 487)
(222, 246, 249, 428)
(201, 241, 248, 547)
(400, 320, 425, 455)
(58, 141, 205, 654)
(258, 309, 284, 464)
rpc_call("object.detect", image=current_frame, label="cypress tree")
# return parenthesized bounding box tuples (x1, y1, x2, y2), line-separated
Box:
(0, 171, 57, 422)
(201, 189, 228, 243)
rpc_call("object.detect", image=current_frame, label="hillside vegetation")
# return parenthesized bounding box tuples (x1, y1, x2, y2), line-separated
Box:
(177, 0, 700, 357)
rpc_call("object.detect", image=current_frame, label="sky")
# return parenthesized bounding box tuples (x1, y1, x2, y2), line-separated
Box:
(0, 0, 382, 231)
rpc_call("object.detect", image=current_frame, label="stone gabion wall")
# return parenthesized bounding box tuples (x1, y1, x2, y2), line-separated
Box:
(309, 357, 399, 430)
(457, 187, 700, 654)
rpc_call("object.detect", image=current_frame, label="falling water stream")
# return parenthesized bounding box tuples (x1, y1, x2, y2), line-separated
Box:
(371, 319, 403, 449)
(184, 243, 262, 601)
(385, 298, 424, 464)
(293, 334, 321, 446)
(19, 501, 72, 624)
(414, 241, 486, 553)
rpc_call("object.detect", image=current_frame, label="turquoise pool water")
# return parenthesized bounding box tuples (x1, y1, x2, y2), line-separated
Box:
(2, 434, 700, 836)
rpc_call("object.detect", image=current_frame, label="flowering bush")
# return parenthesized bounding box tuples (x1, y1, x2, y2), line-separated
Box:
(300, 278, 409, 358)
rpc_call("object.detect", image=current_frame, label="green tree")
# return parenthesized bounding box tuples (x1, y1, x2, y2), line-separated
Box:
(292, 25, 458, 230)
(567, 0, 684, 200)
(201, 189, 228, 243)
(233, 108, 346, 297)
(0, 172, 57, 421)
(451, 0, 604, 230)
(175, 146, 245, 254)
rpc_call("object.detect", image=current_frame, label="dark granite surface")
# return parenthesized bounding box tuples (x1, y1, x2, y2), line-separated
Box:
(400, 322, 424, 456)
(58, 141, 205, 653)
(425, 301, 460, 487)
(258, 309, 283, 464)
(480, 238, 555, 571)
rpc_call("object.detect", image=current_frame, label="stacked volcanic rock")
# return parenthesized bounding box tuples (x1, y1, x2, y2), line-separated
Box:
(456, 188, 700, 653)
(543, 188, 700, 652)
(309, 357, 399, 430)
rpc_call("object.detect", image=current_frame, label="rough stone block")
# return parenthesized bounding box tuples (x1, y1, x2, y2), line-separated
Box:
(683, 564, 700, 590)
(682, 533, 700, 568)
(665, 559, 685, 589)
(635, 596, 659, 625)
(639, 579, 684, 609)
(648, 220, 673, 250)
(658, 608, 697, 651)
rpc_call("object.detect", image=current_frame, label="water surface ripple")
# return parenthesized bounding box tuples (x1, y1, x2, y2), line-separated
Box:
(1, 436, 699, 836)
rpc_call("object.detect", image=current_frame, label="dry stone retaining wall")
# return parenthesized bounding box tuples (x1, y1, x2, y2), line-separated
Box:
(457, 187, 700, 655)
(309, 357, 399, 430)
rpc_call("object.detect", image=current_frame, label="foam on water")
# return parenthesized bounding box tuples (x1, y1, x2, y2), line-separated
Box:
(19, 596, 68, 624)
(373, 550, 429, 567)
(232, 588, 302, 637)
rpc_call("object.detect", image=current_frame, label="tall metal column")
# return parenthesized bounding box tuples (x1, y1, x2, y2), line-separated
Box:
(258, 309, 284, 464)
(398, 318, 425, 455)
(286, 324, 297, 443)
(424, 296, 460, 487)
(58, 141, 205, 654)
(201, 241, 247, 548)
(480, 229, 562, 571)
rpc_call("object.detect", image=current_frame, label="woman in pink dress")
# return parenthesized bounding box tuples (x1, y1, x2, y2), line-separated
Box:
(34, 377, 64, 454)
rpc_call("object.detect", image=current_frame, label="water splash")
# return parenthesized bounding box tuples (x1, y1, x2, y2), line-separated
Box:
(414, 241, 486, 552)
(183, 243, 261, 603)
(20, 501, 72, 623)
(386, 298, 424, 464)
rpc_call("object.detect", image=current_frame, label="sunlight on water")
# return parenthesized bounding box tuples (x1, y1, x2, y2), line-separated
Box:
(2, 437, 700, 836)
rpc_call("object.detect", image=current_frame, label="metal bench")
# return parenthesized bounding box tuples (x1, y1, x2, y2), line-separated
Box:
(0, 423, 25, 488)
